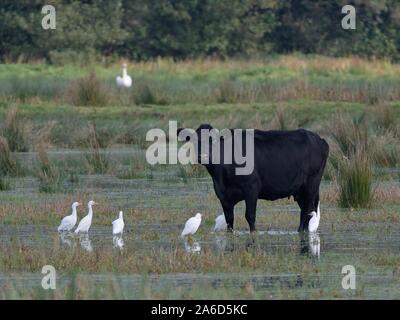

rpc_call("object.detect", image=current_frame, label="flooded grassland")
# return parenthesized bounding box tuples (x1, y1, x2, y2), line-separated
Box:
(0, 148, 399, 299)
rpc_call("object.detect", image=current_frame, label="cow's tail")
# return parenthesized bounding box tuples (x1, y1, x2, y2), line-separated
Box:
(320, 138, 329, 171)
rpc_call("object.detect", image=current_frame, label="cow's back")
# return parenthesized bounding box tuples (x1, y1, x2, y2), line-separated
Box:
(251, 129, 328, 199)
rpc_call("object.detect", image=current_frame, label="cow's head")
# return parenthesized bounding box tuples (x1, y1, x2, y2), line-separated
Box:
(178, 124, 255, 175)
(177, 124, 222, 165)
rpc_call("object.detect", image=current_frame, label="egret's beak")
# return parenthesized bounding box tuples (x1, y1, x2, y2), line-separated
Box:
(78, 203, 82, 206)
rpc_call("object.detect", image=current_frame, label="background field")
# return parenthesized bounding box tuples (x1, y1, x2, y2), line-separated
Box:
(0, 55, 400, 299)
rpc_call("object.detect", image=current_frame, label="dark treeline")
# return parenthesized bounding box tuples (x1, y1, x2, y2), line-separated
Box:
(1, 0, 399, 63)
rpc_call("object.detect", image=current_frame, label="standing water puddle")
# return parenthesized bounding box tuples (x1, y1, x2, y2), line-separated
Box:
(1, 222, 400, 299)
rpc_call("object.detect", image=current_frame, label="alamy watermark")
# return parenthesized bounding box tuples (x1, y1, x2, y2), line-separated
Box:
(341, 265, 356, 290)
(41, 265, 56, 290)
(342, 5, 356, 30)
(41, 5, 56, 30)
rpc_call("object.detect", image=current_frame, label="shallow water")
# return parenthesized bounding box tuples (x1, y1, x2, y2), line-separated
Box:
(1, 222, 399, 253)
(1, 221, 400, 299)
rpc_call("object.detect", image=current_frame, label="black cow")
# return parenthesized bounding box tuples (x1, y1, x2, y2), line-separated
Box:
(178, 124, 329, 232)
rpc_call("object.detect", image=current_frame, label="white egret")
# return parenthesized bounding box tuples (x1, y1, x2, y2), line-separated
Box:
(116, 63, 132, 88)
(112, 211, 124, 235)
(74, 200, 96, 234)
(308, 202, 320, 233)
(213, 214, 227, 232)
(181, 213, 202, 238)
(57, 202, 81, 232)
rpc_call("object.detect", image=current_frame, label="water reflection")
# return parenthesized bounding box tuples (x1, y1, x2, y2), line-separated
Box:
(308, 233, 320, 258)
(79, 234, 93, 252)
(214, 235, 227, 251)
(184, 239, 201, 253)
(59, 232, 75, 248)
(113, 235, 124, 250)
(300, 233, 321, 258)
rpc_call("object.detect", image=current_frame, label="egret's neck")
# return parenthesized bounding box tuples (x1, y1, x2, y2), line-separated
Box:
(88, 205, 93, 216)
(72, 207, 77, 216)
(119, 212, 123, 219)
(122, 67, 127, 77)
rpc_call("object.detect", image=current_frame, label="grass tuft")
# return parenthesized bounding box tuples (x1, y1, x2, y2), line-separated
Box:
(0, 136, 21, 176)
(84, 123, 109, 174)
(0, 176, 11, 191)
(67, 71, 109, 107)
(37, 144, 63, 193)
(2, 105, 28, 152)
(338, 148, 373, 209)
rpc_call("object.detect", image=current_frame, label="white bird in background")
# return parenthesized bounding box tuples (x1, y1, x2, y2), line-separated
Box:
(213, 214, 227, 232)
(181, 213, 202, 238)
(75, 200, 96, 234)
(57, 202, 81, 232)
(112, 211, 125, 235)
(308, 202, 321, 233)
(116, 63, 132, 88)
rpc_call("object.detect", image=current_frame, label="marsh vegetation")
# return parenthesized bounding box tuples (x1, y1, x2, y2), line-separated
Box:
(0, 56, 399, 299)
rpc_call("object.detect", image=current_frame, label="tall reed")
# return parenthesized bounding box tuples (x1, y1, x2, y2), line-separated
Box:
(85, 123, 109, 174)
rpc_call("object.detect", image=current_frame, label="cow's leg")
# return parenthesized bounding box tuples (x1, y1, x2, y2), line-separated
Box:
(298, 207, 307, 233)
(297, 190, 320, 232)
(245, 196, 258, 233)
(297, 195, 314, 232)
(314, 193, 320, 213)
(222, 203, 234, 232)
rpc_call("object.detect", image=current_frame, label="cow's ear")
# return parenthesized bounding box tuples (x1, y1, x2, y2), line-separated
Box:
(177, 128, 193, 142)
(198, 123, 213, 131)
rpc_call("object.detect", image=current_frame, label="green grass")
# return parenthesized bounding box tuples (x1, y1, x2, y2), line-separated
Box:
(1, 55, 400, 106)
